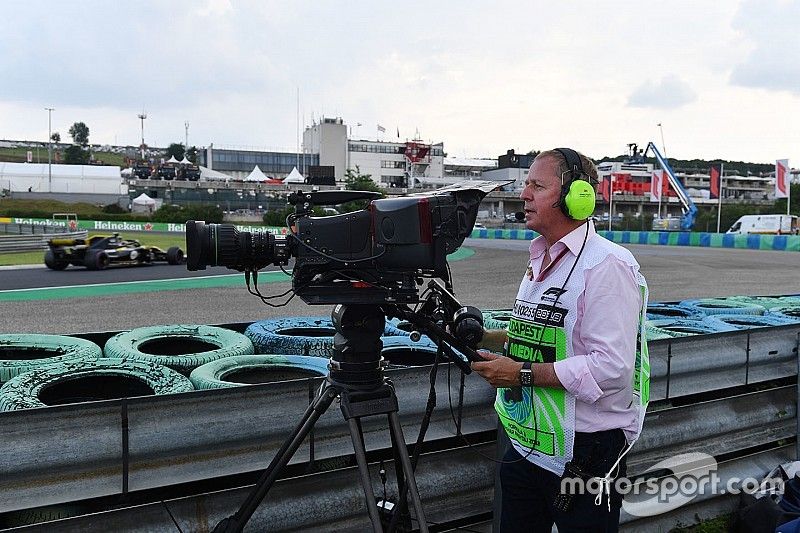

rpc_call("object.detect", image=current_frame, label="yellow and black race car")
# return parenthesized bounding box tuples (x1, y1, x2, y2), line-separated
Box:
(44, 233, 185, 270)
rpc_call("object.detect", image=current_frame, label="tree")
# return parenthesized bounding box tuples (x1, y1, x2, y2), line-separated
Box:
(63, 145, 90, 165)
(50, 132, 61, 143)
(68, 122, 90, 147)
(186, 146, 198, 163)
(166, 143, 185, 160)
(340, 166, 384, 212)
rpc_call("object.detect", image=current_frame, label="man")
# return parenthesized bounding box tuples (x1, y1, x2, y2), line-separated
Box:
(472, 149, 649, 532)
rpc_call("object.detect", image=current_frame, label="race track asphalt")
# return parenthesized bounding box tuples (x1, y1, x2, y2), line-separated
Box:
(2, 238, 800, 334)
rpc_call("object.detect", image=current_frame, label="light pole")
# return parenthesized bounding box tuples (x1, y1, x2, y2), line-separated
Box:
(45, 107, 54, 192)
(184, 121, 189, 154)
(657, 122, 667, 157)
(138, 112, 147, 160)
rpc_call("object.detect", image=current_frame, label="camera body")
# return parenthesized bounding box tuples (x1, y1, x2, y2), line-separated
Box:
(186, 180, 504, 306)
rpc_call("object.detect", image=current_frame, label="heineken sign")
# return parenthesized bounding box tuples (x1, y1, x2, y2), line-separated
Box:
(1, 217, 287, 235)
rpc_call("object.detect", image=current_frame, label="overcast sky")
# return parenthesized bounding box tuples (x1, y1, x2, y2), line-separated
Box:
(1, 0, 798, 163)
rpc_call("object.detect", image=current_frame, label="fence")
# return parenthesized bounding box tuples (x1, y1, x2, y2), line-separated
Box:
(1, 324, 799, 531)
(0, 225, 88, 252)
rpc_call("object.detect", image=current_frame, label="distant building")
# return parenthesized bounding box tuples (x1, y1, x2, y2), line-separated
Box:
(481, 149, 533, 190)
(197, 146, 318, 181)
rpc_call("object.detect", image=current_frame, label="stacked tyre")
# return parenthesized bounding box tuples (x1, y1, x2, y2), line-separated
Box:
(0, 334, 102, 383)
(0, 358, 193, 411)
(190, 355, 329, 390)
(104, 325, 254, 375)
(245, 317, 407, 358)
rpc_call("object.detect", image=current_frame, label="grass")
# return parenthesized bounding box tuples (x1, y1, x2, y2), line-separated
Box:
(0, 198, 114, 217)
(0, 147, 126, 166)
(671, 514, 731, 532)
(0, 231, 186, 266)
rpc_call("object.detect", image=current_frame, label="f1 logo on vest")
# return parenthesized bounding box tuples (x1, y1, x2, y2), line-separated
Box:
(541, 287, 567, 303)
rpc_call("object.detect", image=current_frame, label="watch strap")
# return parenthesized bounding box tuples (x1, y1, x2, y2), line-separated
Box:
(520, 362, 532, 386)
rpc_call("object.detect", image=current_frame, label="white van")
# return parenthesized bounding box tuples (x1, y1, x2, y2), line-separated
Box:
(726, 214, 799, 235)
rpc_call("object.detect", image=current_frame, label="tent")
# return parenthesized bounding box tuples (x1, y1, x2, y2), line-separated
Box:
(166, 156, 179, 164)
(283, 167, 306, 184)
(131, 193, 157, 213)
(199, 166, 234, 182)
(180, 157, 192, 165)
(244, 165, 269, 182)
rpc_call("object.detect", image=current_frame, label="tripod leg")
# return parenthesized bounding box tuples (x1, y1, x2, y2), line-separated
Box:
(214, 383, 338, 533)
(347, 417, 385, 532)
(387, 411, 429, 533)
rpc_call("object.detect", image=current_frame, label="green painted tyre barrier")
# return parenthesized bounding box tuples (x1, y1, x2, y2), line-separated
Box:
(245, 317, 406, 357)
(0, 334, 102, 382)
(678, 298, 765, 316)
(0, 358, 194, 411)
(703, 314, 797, 330)
(646, 318, 736, 338)
(726, 296, 787, 310)
(103, 325, 254, 375)
(190, 355, 329, 390)
(483, 309, 513, 331)
(646, 303, 703, 321)
(766, 307, 800, 322)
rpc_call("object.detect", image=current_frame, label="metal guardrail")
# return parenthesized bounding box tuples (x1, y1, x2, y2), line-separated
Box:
(0, 228, 87, 252)
(1, 325, 799, 530)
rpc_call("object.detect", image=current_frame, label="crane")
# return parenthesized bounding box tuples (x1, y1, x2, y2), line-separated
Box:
(644, 142, 697, 231)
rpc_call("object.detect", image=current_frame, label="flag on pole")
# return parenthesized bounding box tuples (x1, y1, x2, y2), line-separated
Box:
(601, 174, 615, 203)
(775, 159, 789, 198)
(709, 164, 722, 199)
(377, 124, 386, 133)
(650, 170, 663, 202)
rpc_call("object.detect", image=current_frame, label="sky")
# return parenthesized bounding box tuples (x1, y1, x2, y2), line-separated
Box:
(1, 0, 798, 164)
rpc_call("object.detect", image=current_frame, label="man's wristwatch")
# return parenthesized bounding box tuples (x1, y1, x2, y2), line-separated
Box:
(519, 362, 533, 387)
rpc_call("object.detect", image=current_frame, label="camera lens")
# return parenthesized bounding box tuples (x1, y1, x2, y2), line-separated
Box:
(185, 220, 276, 271)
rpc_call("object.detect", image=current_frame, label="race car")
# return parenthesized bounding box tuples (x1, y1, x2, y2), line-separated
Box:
(44, 233, 185, 270)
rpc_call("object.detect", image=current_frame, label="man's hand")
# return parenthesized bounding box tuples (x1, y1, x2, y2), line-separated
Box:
(471, 351, 523, 388)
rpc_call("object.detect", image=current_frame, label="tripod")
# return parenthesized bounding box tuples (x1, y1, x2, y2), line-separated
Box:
(213, 304, 429, 533)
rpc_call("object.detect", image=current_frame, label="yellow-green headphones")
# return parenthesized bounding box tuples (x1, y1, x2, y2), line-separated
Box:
(554, 147, 597, 220)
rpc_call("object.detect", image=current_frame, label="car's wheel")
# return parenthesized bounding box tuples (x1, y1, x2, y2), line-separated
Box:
(166, 246, 184, 265)
(83, 250, 109, 270)
(189, 355, 329, 390)
(43, 249, 68, 270)
(0, 358, 194, 411)
(0, 334, 103, 382)
(103, 325, 255, 375)
(245, 316, 408, 357)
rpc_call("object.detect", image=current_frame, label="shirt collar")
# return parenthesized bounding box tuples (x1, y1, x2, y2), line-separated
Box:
(529, 220, 596, 261)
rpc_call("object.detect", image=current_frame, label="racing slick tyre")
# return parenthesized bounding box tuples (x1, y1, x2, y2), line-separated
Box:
(43, 249, 68, 270)
(646, 303, 702, 321)
(380, 335, 442, 367)
(245, 317, 407, 358)
(646, 318, 736, 338)
(83, 250, 110, 270)
(703, 314, 798, 330)
(766, 307, 800, 322)
(0, 358, 193, 411)
(0, 334, 102, 383)
(483, 309, 512, 331)
(190, 355, 329, 390)
(166, 246, 184, 265)
(678, 298, 765, 317)
(103, 325, 254, 375)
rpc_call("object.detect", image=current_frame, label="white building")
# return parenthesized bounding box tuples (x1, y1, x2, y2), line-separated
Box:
(303, 117, 445, 187)
(0, 162, 125, 195)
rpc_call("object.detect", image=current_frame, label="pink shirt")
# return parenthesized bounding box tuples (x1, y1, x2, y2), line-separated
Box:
(528, 222, 642, 439)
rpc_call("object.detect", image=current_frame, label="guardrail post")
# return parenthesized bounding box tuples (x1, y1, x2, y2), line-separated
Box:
(745, 332, 751, 385)
(796, 332, 800, 460)
(666, 339, 672, 400)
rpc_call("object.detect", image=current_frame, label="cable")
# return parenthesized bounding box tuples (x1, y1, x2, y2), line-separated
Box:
(287, 232, 388, 264)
